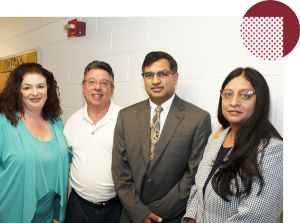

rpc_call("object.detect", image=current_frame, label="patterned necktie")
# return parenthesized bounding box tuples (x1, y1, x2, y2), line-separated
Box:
(150, 106, 163, 164)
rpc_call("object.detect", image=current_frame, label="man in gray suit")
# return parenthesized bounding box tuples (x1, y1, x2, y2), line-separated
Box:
(112, 51, 211, 223)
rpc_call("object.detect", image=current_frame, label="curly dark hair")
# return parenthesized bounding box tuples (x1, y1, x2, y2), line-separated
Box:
(0, 63, 62, 126)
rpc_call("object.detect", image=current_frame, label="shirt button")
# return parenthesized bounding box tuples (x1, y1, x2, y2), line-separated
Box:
(92, 132, 94, 135)
(91, 123, 93, 125)
(147, 179, 151, 183)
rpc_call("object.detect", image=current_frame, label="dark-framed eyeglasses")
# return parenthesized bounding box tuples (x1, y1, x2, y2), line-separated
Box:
(142, 70, 174, 80)
(220, 90, 256, 102)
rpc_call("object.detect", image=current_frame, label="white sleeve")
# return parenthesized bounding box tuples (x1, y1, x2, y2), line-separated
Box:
(182, 185, 199, 222)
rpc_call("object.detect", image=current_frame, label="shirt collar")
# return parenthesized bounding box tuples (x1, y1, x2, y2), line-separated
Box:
(149, 94, 175, 113)
(82, 100, 114, 123)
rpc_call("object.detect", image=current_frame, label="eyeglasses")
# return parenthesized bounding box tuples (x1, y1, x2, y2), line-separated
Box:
(142, 70, 174, 80)
(83, 79, 112, 88)
(220, 90, 256, 102)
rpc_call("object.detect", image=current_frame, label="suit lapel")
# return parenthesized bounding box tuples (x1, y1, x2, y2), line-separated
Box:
(137, 100, 151, 166)
(147, 95, 185, 175)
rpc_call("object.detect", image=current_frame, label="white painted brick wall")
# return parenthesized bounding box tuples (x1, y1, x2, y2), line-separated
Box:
(112, 18, 149, 53)
(60, 37, 82, 63)
(42, 42, 60, 66)
(0, 17, 283, 135)
(82, 29, 111, 59)
(150, 17, 202, 47)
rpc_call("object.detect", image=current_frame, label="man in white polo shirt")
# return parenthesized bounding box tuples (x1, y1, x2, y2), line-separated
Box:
(64, 61, 123, 223)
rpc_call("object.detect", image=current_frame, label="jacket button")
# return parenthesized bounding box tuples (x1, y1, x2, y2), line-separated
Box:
(92, 132, 94, 135)
(147, 179, 151, 183)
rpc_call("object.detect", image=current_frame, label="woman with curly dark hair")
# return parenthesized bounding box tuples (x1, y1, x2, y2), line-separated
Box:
(183, 67, 283, 223)
(0, 63, 69, 223)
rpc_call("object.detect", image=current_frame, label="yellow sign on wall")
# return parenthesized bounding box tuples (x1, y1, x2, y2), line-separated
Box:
(0, 52, 37, 73)
(0, 49, 39, 93)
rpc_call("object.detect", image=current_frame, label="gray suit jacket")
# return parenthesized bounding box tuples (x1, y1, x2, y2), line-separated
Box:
(112, 95, 211, 223)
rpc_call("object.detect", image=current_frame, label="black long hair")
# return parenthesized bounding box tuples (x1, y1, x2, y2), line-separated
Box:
(212, 67, 282, 201)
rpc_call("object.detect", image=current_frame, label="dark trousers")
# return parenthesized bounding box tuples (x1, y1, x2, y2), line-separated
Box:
(65, 190, 122, 223)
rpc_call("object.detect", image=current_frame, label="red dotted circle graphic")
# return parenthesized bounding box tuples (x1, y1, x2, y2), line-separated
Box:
(240, 17, 283, 60)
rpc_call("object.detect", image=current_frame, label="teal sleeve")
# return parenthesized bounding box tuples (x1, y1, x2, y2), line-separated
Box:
(61, 116, 72, 164)
(69, 152, 72, 163)
(0, 118, 3, 164)
(56, 116, 72, 162)
(52, 115, 70, 222)
(0, 114, 7, 164)
(56, 116, 64, 130)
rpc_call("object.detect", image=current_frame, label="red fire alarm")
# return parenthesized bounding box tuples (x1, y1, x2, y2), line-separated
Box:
(64, 19, 86, 37)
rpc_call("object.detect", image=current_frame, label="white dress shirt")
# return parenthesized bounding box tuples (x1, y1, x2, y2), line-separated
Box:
(63, 101, 123, 202)
(149, 94, 175, 139)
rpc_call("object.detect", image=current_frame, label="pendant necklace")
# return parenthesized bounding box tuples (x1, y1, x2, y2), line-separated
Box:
(23, 116, 42, 139)
(34, 119, 42, 139)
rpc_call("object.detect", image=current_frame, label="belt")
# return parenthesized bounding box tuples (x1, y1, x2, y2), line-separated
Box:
(72, 189, 119, 208)
(93, 196, 119, 208)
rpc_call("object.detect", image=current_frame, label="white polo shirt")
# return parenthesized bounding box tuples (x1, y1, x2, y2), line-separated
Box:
(63, 101, 123, 202)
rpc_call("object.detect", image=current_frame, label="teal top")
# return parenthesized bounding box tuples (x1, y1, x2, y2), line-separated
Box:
(0, 113, 69, 223)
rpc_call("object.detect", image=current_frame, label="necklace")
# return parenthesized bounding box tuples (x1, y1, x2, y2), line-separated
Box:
(22, 116, 43, 139)
(34, 120, 42, 139)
